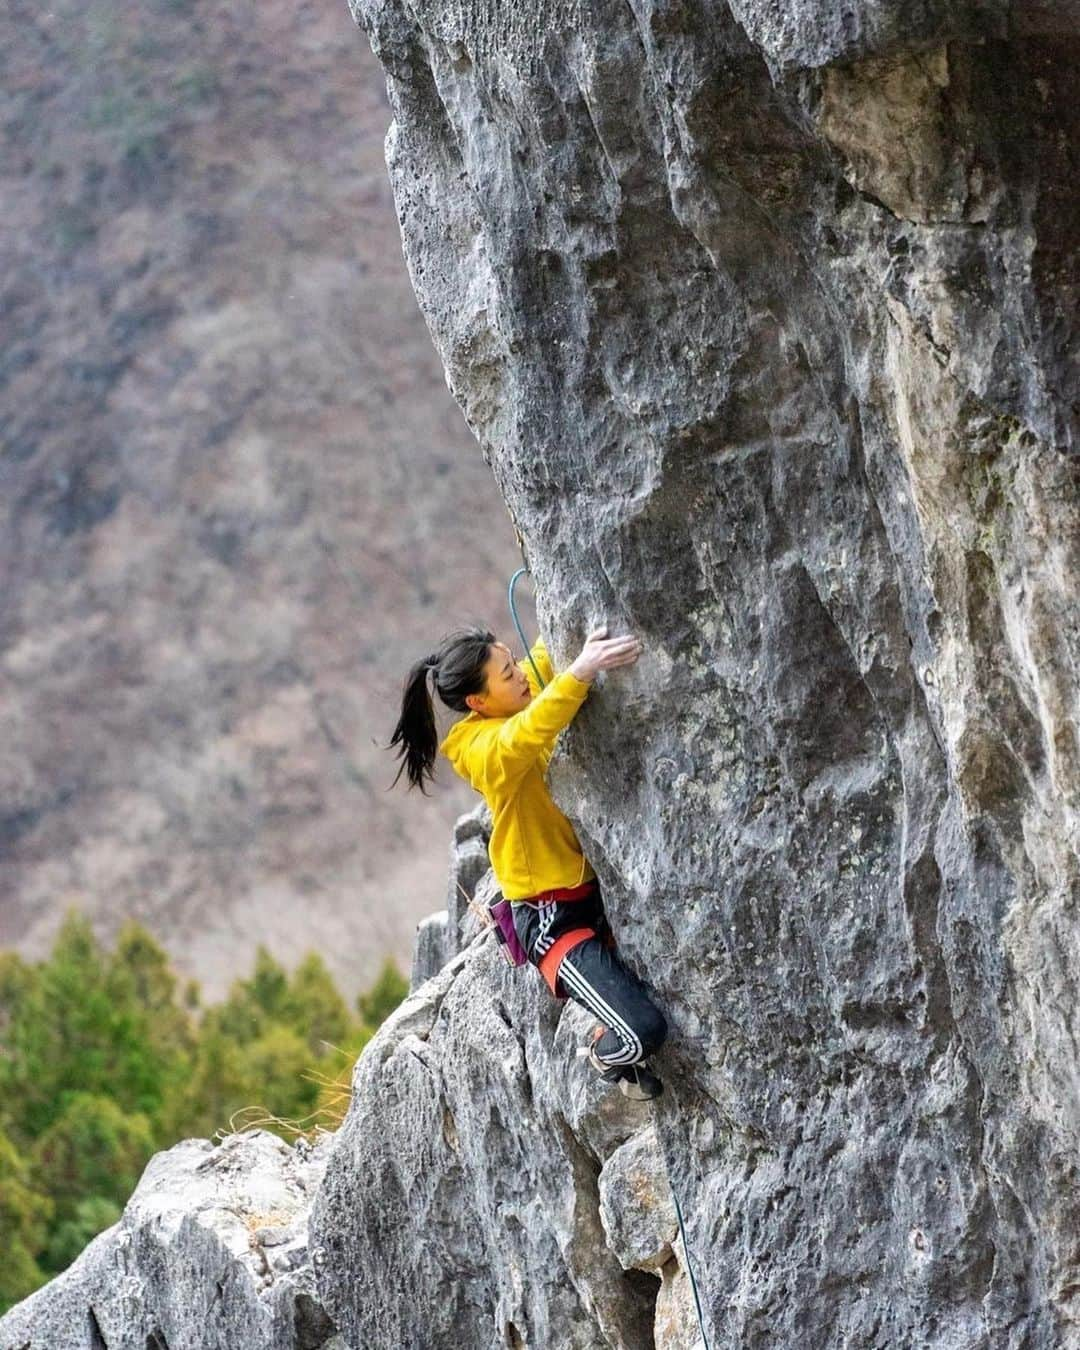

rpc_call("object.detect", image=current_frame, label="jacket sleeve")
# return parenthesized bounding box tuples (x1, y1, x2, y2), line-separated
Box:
(519, 637, 555, 695)
(468, 669, 591, 788)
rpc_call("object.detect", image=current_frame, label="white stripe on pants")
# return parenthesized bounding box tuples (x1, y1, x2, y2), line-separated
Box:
(559, 947, 645, 1067)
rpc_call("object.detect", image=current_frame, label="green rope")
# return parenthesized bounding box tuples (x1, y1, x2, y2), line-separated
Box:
(667, 1149, 710, 1349)
(649, 1100, 710, 1347)
(508, 567, 547, 690)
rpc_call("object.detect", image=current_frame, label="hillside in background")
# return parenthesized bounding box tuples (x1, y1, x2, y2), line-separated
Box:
(0, 0, 531, 1000)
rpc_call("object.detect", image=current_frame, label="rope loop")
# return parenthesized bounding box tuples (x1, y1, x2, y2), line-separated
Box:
(507, 567, 547, 690)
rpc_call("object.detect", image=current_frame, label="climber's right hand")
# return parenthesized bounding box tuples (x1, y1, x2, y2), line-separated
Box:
(569, 625, 644, 683)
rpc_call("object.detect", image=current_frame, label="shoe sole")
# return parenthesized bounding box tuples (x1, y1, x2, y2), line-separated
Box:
(619, 1078, 663, 1100)
(580, 1042, 663, 1098)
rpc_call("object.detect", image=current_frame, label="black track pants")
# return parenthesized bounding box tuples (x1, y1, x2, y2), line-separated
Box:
(512, 889, 667, 1067)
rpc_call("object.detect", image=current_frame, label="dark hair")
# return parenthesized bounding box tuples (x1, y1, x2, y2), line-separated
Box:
(386, 625, 496, 794)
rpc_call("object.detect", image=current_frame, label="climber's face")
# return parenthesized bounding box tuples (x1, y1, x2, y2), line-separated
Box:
(465, 641, 532, 717)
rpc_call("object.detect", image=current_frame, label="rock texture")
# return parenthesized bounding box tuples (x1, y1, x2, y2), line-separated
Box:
(0, 0, 531, 1003)
(409, 800, 493, 988)
(0, 1130, 341, 1350)
(321, 0, 1079, 1345)
(313, 923, 701, 1350)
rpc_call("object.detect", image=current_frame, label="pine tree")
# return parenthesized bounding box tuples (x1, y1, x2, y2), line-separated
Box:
(211, 945, 290, 1045)
(31, 1093, 152, 1276)
(356, 957, 409, 1030)
(282, 951, 351, 1055)
(0, 1126, 52, 1313)
(0, 916, 414, 1310)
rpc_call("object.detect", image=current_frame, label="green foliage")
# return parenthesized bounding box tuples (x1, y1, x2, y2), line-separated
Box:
(0, 914, 409, 1314)
(356, 957, 409, 1028)
(32, 1093, 153, 1233)
(0, 910, 192, 1144)
(240, 1024, 320, 1126)
(207, 944, 291, 1045)
(159, 1021, 247, 1144)
(283, 952, 352, 1055)
(0, 1126, 52, 1308)
(40, 1196, 122, 1274)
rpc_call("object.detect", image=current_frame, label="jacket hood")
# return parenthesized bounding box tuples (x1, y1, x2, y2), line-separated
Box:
(438, 712, 486, 776)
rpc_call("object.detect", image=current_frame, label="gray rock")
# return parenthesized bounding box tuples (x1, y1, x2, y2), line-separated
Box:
(411, 908, 450, 989)
(311, 935, 666, 1349)
(598, 1125, 678, 1272)
(0, 1131, 340, 1350)
(336, 0, 1080, 1346)
(446, 801, 495, 953)
(413, 803, 499, 991)
(654, 1248, 706, 1350)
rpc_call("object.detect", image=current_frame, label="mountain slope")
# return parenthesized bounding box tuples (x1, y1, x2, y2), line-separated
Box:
(0, 0, 530, 1000)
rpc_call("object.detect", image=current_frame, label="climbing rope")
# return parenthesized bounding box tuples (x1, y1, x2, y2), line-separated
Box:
(510, 567, 709, 1346)
(657, 1124, 711, 1350)
(508, 567, 547, 690)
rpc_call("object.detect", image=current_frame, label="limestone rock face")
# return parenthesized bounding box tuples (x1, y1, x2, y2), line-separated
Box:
(598, 1124, 678, 1273)
(312, 933, 683, 1349)
(0, 1131, 340, 1350)
(331, 0, 1079, 1345)
(410, 800, 493, 988)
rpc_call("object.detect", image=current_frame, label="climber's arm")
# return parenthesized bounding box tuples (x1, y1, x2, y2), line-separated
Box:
(468, 670, 591, 787)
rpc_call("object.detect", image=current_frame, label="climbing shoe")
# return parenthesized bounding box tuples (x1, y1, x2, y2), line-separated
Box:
(616, 1062, 663, 1101)
(580, 1028, 663, 1099)
(581, 1027, 622, 1083)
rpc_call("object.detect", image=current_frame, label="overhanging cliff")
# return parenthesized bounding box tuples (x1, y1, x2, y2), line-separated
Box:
(313, 0, 1079, 1346)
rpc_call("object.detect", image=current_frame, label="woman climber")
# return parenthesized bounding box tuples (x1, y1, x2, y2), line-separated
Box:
(387, 623, 668, 1099)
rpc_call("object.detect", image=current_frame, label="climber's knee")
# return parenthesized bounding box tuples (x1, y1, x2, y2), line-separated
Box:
(637, 1003, 667, 1058)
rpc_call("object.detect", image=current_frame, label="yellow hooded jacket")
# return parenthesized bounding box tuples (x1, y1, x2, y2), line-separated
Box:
(438, 637, 597, 901)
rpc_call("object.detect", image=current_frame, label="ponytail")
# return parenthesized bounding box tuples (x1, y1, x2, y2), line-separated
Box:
(387, 656, 439, 793)
(387, 626, 495, 794)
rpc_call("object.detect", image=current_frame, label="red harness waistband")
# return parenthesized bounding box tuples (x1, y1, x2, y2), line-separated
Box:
(521, 879, 597, 904)
(516, 878, 610, 998)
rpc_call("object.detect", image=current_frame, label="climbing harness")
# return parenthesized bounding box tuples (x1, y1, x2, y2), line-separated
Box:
(508, 567, 547, 690)
(509, 567, 710, 1347)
